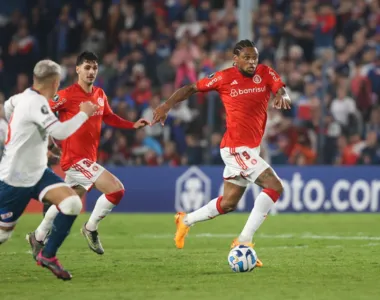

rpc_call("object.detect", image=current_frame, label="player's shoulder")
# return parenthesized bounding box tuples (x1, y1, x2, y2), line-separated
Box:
(206, 67, 236, 84)
(256, 64, 273, 74)
(93, 86, 107, 97)
(58, 84, 77, 96)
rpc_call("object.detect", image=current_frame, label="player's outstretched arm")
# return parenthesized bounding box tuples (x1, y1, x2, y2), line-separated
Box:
(46, 101, 97, 140)
(102, 99, 150, 129)
(273, 87, 291, 110)
(152, 83, 198, 125)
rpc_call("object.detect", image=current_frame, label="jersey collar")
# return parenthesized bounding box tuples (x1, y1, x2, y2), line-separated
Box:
(30, 86, 42, 94)
(74, 83, 94, 95)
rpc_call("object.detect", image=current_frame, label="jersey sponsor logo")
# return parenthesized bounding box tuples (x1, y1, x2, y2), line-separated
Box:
(92, 110, 103, 116)
(207, 73, 215, 78)
(41, 105, 49, 114)
(253, 75, 262, 84)
(97, 97, 104, 106)
(53, 94, 59, 102)
(230, 87, 266, 97)
(175, 166, 211, 212)
(206, 76, 222, 87)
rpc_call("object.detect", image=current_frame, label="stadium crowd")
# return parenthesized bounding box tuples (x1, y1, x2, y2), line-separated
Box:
(0, 0, 379, 166)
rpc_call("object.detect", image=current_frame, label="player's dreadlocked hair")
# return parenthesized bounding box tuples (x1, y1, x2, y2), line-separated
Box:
(233, 40, 256, 56)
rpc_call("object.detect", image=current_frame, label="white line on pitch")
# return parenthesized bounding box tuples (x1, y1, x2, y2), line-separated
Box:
(136, 233, 380, 241)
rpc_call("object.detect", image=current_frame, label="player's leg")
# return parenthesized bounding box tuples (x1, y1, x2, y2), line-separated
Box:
(237, 167, 283, 245)
(86, 169, 124, 231)
(33, 185, 85, 244)
(0, 181, 33, 245)
(174, 180, 246, 249)
(80, 169, 124, 254)
(32, 169, 82, 280)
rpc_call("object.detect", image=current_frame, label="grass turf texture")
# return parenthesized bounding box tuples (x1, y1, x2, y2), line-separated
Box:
(1, 213, 380, 300)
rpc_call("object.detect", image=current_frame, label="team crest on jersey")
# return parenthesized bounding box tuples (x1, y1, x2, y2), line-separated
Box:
(53, 94, 59, 102)
(253, 75, 262, 84)
(207, 73, 215, 78)
(97, 97, 104, 106)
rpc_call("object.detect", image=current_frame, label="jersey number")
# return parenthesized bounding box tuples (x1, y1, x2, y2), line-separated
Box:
(4, 115, 13, 145)
(242, 151, 250, 160)
(83, 160, 93, 168)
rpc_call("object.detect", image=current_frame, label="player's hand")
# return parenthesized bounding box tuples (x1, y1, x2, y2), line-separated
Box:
(80, 101, 98, 116)
(273, 95, 291, 110)
(134, 118, 151, 129)
(152, 103, 169, 126)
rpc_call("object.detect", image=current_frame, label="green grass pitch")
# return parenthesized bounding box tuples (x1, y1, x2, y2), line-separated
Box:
(1, 213, 380, 300)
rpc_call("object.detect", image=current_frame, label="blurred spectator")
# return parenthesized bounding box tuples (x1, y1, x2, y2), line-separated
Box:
(1, 0, 379, 167)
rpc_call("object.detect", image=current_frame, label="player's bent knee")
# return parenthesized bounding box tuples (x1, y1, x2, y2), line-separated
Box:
(105, 189, 125, 205)
(219, 196, 238, 213)
(58, 195, 82, 215)
(0, 229, 13, 244)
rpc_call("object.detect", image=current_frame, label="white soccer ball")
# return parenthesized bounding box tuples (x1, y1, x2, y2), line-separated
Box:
(228, 245, 257, 272)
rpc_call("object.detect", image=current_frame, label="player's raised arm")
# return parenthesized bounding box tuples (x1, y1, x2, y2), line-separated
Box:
(102, 96, 150, 129)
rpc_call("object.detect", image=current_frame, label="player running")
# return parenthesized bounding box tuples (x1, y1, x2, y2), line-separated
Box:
(0, 60, 97, 280)
(153, 40, 291, 267)
(27, 51, 149, 256)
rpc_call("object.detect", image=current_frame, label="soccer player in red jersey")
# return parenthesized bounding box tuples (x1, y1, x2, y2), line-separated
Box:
(153, 40, 291, 267)
(27, 51, 149, 256)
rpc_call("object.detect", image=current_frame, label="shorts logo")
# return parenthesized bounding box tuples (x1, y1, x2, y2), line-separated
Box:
(251, 159, 257, 165)
(97, 98, 104, 106)
(253, 75, 262, 84)
(93, 166, 99, 172)
(0, 212, 13, 220)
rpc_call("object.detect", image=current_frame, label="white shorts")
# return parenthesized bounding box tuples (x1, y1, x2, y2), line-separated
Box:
(220, 146, 270, 187)
(64, 159, 105, 191)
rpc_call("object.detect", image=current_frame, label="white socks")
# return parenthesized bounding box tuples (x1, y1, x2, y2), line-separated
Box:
(35, 205, 59, 242)
(238, 192, 275, 243)
(86, 194, 115, 231)
(183, 197, 222, 226)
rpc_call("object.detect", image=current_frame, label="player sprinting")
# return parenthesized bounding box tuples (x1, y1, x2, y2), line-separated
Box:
(0, 60, 98, 280)
(27, 51, 149, 256)
(153, 40, 291, 267)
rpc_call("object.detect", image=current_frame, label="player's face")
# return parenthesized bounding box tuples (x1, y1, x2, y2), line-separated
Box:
(235, 47, 259, 76)
(76, 60, 98, 85)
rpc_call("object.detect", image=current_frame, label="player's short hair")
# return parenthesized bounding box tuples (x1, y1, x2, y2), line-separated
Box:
(233, 40, 256, 56)
(33, 60, 61, 82)
(76, 51, 98, 66)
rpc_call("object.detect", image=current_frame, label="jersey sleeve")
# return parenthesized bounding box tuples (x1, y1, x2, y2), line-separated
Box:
(265, 67, 286, 95)
(49, 90, 68, 113)
(103, 96, 135, 129)
(196, 71, 224, 92)
(29, 95, 59, 130)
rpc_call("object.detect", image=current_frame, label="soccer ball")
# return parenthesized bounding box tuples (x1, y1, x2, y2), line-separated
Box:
(228, 245, 257, 272)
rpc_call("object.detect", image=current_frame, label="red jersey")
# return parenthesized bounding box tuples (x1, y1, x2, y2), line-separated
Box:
(196, 65, 285, 148)
(50, 83, 134, 170)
